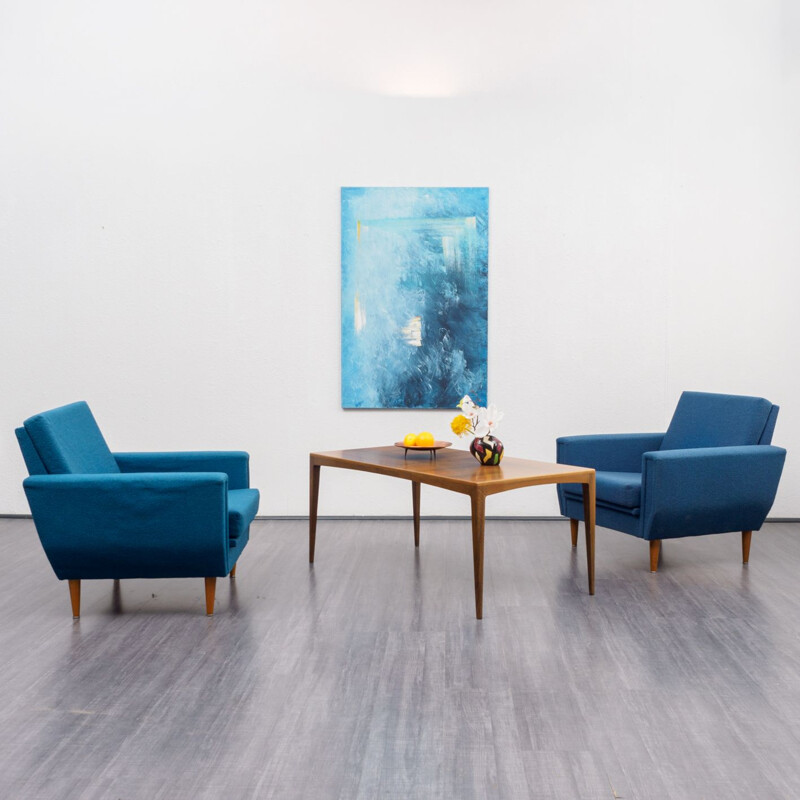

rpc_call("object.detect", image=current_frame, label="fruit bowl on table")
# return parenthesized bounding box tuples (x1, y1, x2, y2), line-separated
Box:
(394, 441, 452, 452)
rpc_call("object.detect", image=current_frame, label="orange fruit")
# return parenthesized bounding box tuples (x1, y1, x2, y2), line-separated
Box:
(403, 433, 418, 447)
(416, 431, 435, 447)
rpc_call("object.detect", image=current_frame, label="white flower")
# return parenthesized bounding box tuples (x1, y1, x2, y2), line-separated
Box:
(456, 395, 503, 439)
(473, 417, 490, 438)
(485, 404, 504, 433)
(458, 395, 479, 420)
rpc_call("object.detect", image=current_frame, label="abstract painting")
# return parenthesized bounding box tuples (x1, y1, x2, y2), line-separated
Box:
(341, 187, 488, 408)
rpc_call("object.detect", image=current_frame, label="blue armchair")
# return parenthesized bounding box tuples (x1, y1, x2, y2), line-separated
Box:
(16, 401, 259, 617)
(557, 392, 786, 571)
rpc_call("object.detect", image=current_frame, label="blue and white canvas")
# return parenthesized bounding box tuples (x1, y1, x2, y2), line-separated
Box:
(342, 187, 488, 409)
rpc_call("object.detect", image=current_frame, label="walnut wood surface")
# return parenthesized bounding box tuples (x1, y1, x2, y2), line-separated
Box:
(582, 485, 596, 592)
(411, 481, 421, 547)
(309, 463, 320, 563)
(570, 517, 579, 547)
(470, 493, 486, 619)
(68, 579, 80, 619)
(650, 539, 661, 573)
(309, 447, 596, 617)
(310, 446, 594, 496)
(742, 530, 752, 564)
(204, 577, 216, 616)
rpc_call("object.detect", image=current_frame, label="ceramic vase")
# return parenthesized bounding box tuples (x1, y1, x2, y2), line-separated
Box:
(470, 435, 504, 466)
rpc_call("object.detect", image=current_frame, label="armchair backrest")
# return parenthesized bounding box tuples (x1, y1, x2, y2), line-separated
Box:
(15, 427, 48, 476)
(660, 391, 779, 451)
(20, 401, 120, 475)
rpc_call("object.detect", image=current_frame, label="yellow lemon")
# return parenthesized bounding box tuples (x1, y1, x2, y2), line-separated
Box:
(416, 431, 435, 447)
(403, 433, 418, 447)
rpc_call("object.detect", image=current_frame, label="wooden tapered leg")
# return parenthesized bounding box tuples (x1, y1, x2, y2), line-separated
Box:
(570, 518, 579, 548)
(229, 563, 237, 578)
(470, 492, 486, 619)
(742, 530, 752, 564)
(650, 540, 661, 573)
(581, 480, 595, 595)
(309, 462, 321, 563)
(204, 577, 216, 616)
(111, 579, 122, 614)
(68, 580, 81, 619)
(412, 481, 421, 547)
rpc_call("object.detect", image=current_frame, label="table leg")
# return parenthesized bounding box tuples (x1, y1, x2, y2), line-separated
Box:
(309, 462, 320, 563)
(412, 481, 421, 547)
(570, 518, 579, 547)
(471, 492, 486, 619)
(582, 478, 596, 595)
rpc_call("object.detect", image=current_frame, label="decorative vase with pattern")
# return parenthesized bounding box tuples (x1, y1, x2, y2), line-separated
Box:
(470, 435, 504, 466)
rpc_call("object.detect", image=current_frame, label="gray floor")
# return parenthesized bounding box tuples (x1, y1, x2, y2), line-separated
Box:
(1, 517, 800, 799)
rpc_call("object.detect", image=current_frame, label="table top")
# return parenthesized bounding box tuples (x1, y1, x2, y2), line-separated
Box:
(310, 446, 594, 497)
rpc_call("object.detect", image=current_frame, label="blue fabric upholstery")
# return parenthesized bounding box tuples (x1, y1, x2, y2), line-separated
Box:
(556, 392, 786, 553)
(557, 432, 664, 473)
(114, 451, 251, 490)
(24, 402, 120, 475)
(564, 471, 642, 509)
(115, 452, 257, 540)
(228, 489, 260, 540)
(228, 529, 249, 558)
(659, 391, 773, 450)
(17, 401, 259, 613)
(561, 491, 642, 536)
(15, 427, 47, 476)
(641, 446, 785, 539)
(557, 433, 661, 517)
(23, 473, 230, 579)
(759, 405, 779, 445)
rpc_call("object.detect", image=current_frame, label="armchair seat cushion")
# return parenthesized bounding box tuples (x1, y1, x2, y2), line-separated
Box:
(228, 489, 259, 540)
(564, 470, 642, 509)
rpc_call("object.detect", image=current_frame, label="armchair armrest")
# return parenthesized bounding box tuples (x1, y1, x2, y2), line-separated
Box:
(113, 451, 250, 490)
(557, 433, 665, 472)
(641, 445, 786, 540)
(23, 473, 231, 580)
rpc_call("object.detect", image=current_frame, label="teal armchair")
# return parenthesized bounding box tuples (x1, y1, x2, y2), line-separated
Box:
(16, 401, 259, 617)
(557, 392, 786, 571)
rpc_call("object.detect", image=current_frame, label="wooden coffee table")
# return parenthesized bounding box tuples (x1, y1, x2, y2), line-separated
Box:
(309, 447, 596, 619)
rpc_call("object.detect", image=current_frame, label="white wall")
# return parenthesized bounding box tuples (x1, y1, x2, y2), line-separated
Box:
(1, 0, 798, 517)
